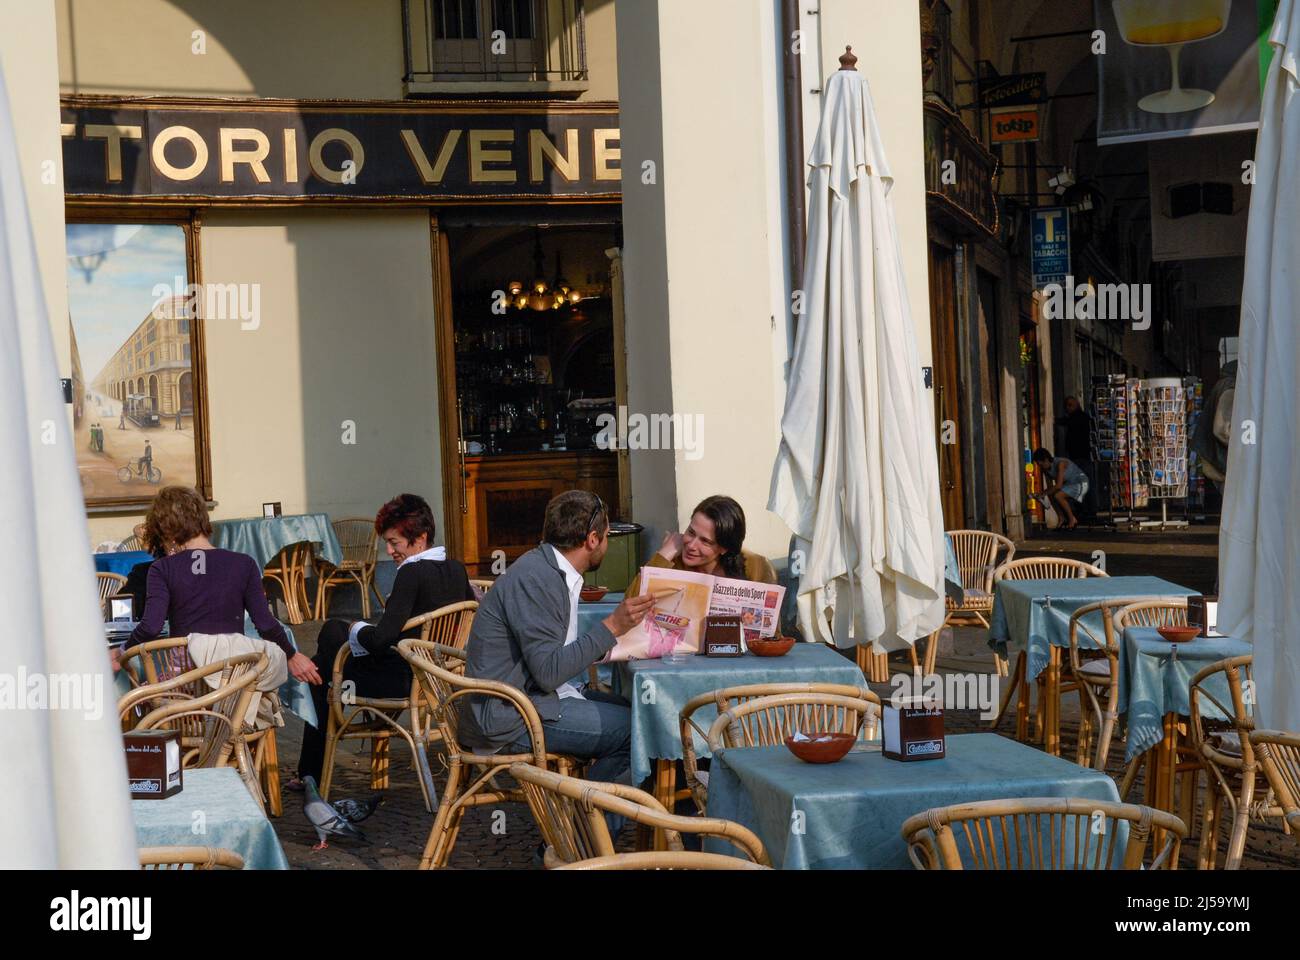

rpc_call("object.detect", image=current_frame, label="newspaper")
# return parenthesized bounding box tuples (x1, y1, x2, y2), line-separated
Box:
(608, 567, 786, 662)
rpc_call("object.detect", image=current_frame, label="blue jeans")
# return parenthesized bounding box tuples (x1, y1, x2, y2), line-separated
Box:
(508, 688, 633, 840)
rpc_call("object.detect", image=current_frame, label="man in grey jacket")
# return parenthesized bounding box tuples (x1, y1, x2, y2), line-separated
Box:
(461, 490, 654, 784)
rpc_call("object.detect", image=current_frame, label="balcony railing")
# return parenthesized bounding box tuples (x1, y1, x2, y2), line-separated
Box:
(403, 0, 588, 87)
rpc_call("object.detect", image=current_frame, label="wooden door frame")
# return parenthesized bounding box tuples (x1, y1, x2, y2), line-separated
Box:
(431, 214, 465, 559)
(927, 235, 965, 529)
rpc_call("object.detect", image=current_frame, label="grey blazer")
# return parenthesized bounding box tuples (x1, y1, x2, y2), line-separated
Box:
(459, 545, 616, 750)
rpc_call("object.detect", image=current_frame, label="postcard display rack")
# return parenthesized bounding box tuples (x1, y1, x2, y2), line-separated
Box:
(1091, 375, 1199, 527)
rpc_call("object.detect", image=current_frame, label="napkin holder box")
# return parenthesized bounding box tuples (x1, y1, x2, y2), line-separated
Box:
(882, 700, 945, 762)
(702, 615, 744, 657)
(125, 729, 183, 799)
(1188, 595, 1219, 637)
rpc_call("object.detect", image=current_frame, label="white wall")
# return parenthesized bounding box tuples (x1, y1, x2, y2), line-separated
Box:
(617, 0, 933, 561)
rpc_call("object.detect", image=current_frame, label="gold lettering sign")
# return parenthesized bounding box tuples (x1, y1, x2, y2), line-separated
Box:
(152, 126, 208, 180)
(469, 130, 516, 184)
(82, 124, 143, 183)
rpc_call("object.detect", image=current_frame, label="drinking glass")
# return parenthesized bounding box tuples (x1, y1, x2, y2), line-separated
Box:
(1112, 0, 1231, 114)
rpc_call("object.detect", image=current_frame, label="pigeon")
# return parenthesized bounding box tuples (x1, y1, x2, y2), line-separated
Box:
(302, 775, 367, 850)
(333, 793, 384, 824)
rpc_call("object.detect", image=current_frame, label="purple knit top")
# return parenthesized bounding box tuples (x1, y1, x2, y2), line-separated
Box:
(126, 548, 292, 654)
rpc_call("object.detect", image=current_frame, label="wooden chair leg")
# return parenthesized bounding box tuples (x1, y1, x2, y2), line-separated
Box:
(370, 737, 391, 791)
(319, 712, 342, 801)
(359, 571, 371, 619)
(262, 728, 282, 817)
(422, 762, 461, 869)
(1225, 767, 1256, 870)
(992, 652, 1024, 731)
(1198, 789, 1223, 871)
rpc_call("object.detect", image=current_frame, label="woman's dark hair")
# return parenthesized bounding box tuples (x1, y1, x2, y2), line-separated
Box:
(692, 495, 747, 579)
(141, 486, 212, 556)
(375, 494, 436, 545)
(543, 490, 607, 550)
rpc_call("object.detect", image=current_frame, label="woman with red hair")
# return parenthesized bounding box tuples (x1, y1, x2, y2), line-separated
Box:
(295, 493, 474, 785)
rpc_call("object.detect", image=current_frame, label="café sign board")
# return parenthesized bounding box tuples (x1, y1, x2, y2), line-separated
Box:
(1030, 207, 1071, 290)
(979, 72, 1046, 109)
(60, 97, 621, 203)
(990, 107, 1040, 144)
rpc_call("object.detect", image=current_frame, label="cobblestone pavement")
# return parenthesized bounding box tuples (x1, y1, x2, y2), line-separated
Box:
(269, 535, 1295, 870)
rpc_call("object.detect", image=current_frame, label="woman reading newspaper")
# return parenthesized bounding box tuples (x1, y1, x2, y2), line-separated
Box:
(614, 496, 782, 661)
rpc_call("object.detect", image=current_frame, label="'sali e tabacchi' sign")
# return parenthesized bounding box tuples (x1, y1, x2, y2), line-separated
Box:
(60, 98, 622, 202)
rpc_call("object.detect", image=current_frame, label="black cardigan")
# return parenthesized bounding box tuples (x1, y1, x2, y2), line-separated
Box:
(354, 558, 475, 656)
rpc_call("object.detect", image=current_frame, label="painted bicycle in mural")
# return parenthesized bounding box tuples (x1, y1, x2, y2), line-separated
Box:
(117, 457, 162, 485)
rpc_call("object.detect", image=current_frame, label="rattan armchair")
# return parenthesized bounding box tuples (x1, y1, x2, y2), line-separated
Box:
(117, 652, 268, 811)
(117, 530, 143, 552)
(1067, 598, 1150, 772)
(314, 518, 382, 619)
(96, 571, 129, 615)
(902, 797, 1186, 870)
(553, 851, 771, 870)
(318, 601, 478, 813)
(120, 637, 285, 816)
(991, 556, 1109, 744)
(398, 638, 579, 869)
(1186, 655, 1288, 870)
(929, 530, 1016, 676)
(680, 683, 879, 813)
(139, 846, 245, 870)
(262, 542, 312, 624)
(706, 692, 881, 754)
(469, 578, 495, 598)
(508, 762, 769, 868)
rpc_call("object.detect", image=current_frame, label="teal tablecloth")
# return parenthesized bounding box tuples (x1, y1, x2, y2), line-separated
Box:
(114, 616, 316, 727)
(133, 767, 289, 869)
(943, 534, 963, 603)
(94, 551, 154, 576)
(615, 642, 866, 786)
(704, 732, 1122, 869)
(1117, 628, 1251, 763)
(212, 513, 342, 571)
(989, 577, 1196, 682)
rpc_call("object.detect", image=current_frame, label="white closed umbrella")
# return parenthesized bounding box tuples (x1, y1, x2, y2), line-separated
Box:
(769, 50, 946, 656)
(0, 62, 136, 867)
(1218, 0, 1300, 733)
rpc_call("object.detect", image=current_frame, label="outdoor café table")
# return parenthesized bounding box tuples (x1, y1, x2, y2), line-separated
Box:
(613, 642, 867, 845)
(94, 550, 153, 577)
(133, 767, 289, 870)
(212, 513, 343, 623)
(988, 576, 1196, 755)
(703, 732, 1121, 869)
(1116, 627, 1251, 824)
(576, 592, 622, 689)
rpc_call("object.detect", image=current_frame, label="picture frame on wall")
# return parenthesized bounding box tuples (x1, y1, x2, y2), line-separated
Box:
(262, 502, 283, 518)
(65, 213, 211, 509)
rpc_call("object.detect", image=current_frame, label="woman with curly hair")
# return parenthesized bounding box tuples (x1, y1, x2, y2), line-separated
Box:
(115, 486, 319, 685)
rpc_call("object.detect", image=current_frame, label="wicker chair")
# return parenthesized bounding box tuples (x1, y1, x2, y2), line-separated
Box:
(260, 542, 314, 625)
(553, 851, 771, 870)
(318, 601, 478, 813)
(139, 846, 245, 870)
(314, 518, 382, 620)
(1252, 731, 1300, 836)
(902, 797, 1186, 870)
(679, 683, 879, 813)
(1113, 599, 1199, 816)
(1186, 655, 1287, 870)
(927, 530, 1016, 676)
(1067, 597, 1154, 772)
(119, 637, 285, 816)
(398, 639, 579, 869)
(469, 578, 495, 599)
(508, 762, 769, 868)
(117, 653, 268, 811)
(991, 556, 1109, 743)
(706, 692, 881, 754)
(96, 571, 129, 614)
(118, 532, 143, 552)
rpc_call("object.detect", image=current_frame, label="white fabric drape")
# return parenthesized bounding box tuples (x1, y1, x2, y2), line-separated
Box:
(1218, 0, 1300, 733)
(769, 67, 945, 653)
(0, 62, 136, 867)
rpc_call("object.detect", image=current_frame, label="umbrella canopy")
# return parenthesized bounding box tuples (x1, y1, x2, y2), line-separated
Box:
(0, 62, 136, 867)
(769, 52, 946, 654)
(1218, 0, 1300, 733)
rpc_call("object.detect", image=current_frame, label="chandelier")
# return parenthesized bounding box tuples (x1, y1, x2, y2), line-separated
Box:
(507, 231, 583, 312)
